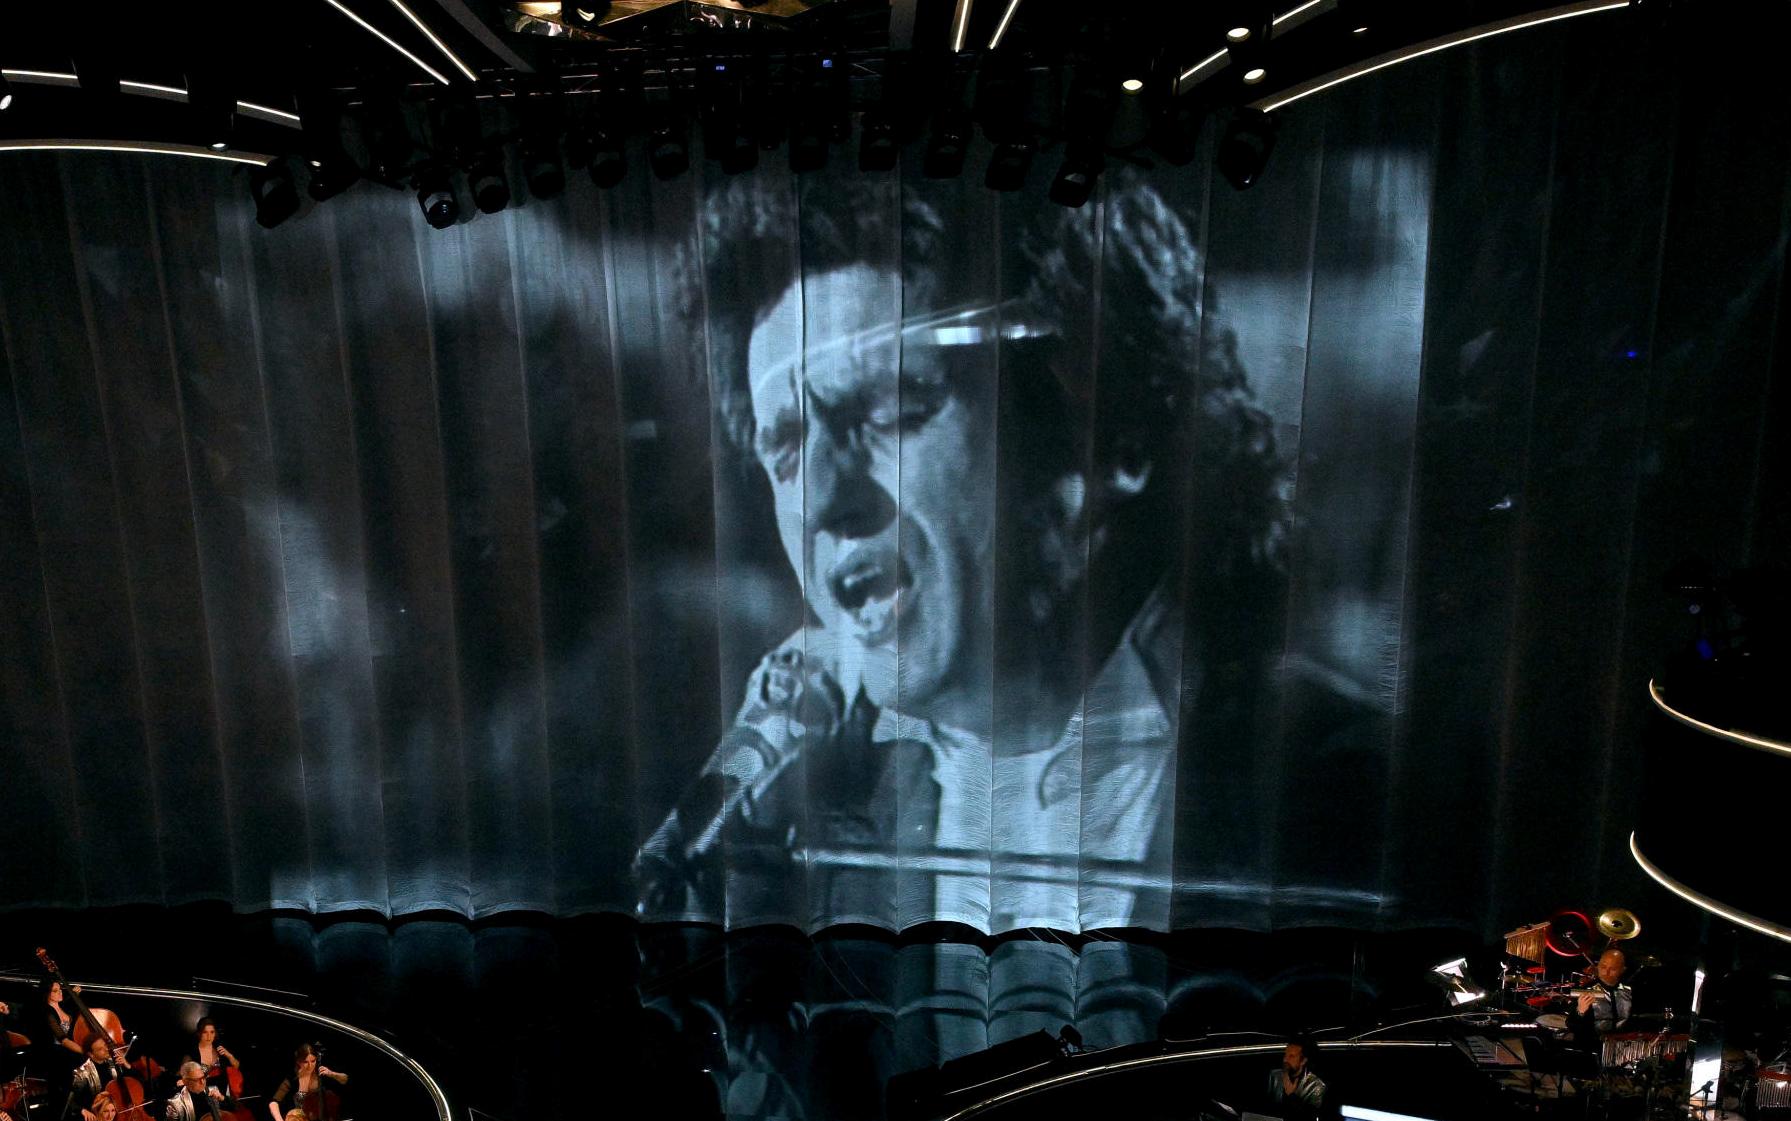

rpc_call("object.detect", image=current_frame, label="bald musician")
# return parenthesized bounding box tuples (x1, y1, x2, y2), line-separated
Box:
(1570, 948, 1634, 1041)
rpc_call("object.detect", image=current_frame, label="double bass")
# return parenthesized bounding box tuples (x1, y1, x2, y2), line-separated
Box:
(34, 949, 155, 1118)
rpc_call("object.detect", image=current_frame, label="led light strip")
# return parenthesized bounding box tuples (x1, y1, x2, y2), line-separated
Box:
(987, 0, 1024, 50)
(1254, 0, 1628, 113)
(1648, 678, 1791, 758)
(321, 0, 454, 84)
(1176, 48, 1230, 92)
(0, 977, 452, 1121)
(1631, 831, 1791, 944)
(386, 0, 480, 81)
(0, 140, 275, 166)
(3, 70, 302, 127)
(1271, 0, 1335, 36)
(950, 0, 977, 53)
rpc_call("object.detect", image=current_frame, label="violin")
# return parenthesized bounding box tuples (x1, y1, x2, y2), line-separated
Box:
(34, 949, 153, 1118)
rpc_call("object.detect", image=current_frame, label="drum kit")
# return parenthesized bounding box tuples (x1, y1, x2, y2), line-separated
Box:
(1490, 907, 1723, 1117)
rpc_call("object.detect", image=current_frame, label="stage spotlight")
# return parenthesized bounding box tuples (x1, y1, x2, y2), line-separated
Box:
(1217, 107, 1277, 190)
(185, 72, 236, 151)
(306, 155, 359, 201)
(1, 73, 15, 112)
(858, 107, 899, 171)
(586, 129, 626, 188)
(521, 136, 564, 199)
(789, 113, 828, 173)
(1047, 142, 1103, 208)
(250, 161, 300, 229)
(922, 105, 971, 179)
(1148, 98, 1204, 166)
(984, 138, 1034, 191)
(415, 166, 458, 229)
(467, 149, 509, 213)
(1107, 75, 1149, 150)
(647, 120, 689, 180)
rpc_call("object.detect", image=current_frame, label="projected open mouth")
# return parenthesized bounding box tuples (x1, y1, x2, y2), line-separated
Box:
(828, 551, 912, 644)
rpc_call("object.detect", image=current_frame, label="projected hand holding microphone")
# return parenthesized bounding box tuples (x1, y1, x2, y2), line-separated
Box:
(635, 648, 849, 911)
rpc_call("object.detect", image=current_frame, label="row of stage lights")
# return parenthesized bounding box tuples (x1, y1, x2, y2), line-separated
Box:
(246, 56, 1285, 232)
(5, 2, 1652, 231)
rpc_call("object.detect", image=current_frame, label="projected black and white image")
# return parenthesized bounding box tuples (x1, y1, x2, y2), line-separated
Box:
(630, 166, 1394, 935)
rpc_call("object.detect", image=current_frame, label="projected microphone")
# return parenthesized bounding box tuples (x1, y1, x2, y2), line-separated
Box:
(637, 648, 847, 869)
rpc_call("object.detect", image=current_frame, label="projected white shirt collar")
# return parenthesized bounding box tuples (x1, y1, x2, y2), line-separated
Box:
(868, 585, 1184, 932)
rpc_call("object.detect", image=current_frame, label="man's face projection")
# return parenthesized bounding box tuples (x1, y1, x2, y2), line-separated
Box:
(747, 264, 996, 723)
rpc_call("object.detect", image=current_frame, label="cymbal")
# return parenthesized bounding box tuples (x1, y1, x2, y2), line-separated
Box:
(1631, 953, 1663, 969)
(1598, 908, 1642, 941)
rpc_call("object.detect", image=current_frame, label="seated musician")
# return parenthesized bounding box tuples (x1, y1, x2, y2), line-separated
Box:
(70, 1036, 127, 1103)
(267, 1045, 346, 1121)
(1568, 948, 1633, 1043)
(80, 1091, 116, 1121)
(162, 1061, 229, 1121)
(185, 1019, 240, 1101)
(42, 981, 84, 1058)
(1267, 1036, 1327, 1119)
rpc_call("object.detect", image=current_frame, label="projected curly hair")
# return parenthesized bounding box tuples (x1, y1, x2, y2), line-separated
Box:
(692, 168, 1287, 628)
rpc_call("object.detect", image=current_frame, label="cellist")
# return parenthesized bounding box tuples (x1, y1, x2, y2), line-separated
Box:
(69, 1037, 126, 1104)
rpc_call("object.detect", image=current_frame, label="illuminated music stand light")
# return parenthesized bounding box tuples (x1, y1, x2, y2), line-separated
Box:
(1430, 958, 1487, 1007)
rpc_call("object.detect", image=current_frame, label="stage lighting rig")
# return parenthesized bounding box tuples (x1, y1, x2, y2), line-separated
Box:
(857, 107, 898, 171)
(1217, 106, 1276, 189)
(467, 147, 510, 213)
(1046, 141, 1103, 208)
(647, 116, 689, 180)
(579, 127, 627, 187)
(922, 104, 971, 179)
(185, 71, 236, 152)
(415, 165, 458, 228)
(521, 135, 565, 198)
(250, 160, 300, 228)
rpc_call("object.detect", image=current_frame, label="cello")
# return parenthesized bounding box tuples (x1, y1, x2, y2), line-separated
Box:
(197, 1022, 255, 1121)
(33, 949, 154, 1119)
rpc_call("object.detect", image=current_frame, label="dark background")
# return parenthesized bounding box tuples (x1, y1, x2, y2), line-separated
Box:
(3, 9, 1789, 1120)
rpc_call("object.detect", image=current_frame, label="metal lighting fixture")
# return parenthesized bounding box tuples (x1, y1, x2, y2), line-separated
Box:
(250, 160, 301, 228)
(416, 165, 458, 228)
(922, 104, 971, 179)
(647, 117, 689, 180)
(857, 106, 898, 171)
(467, 148, 509, 213)
(1046, 141, 1102, 208)
(984, 136, 1034, 191)
(521, 135, 564, 198)
(1217, 107, 1276, 189)
(584, 127, 626, 188)
(185, 71, 236, 151)
(1148, 96, 1204, 166)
